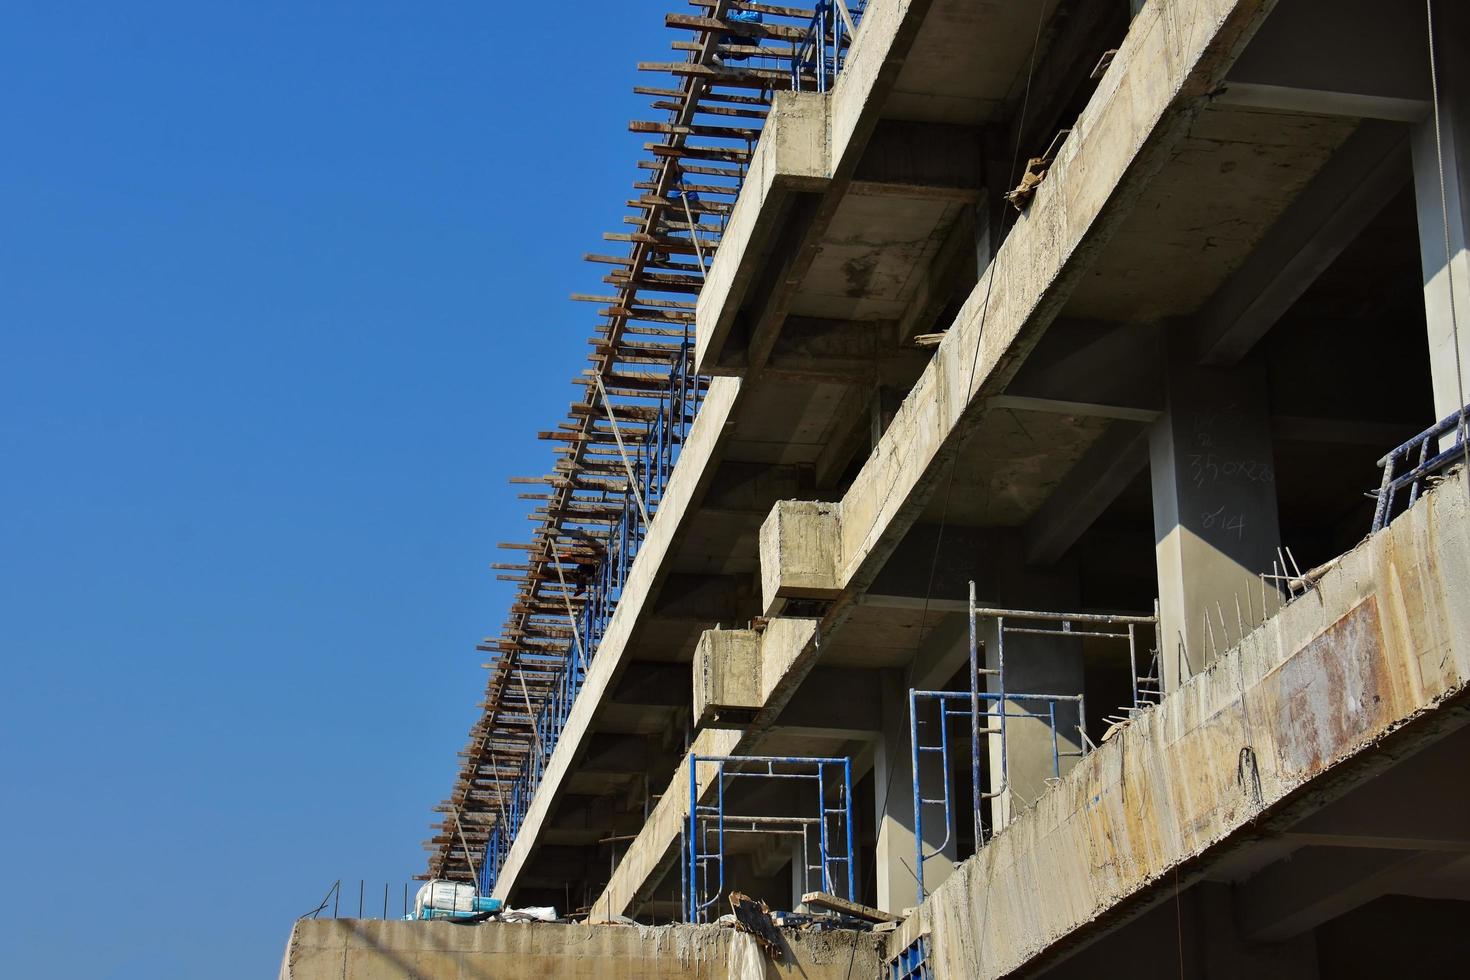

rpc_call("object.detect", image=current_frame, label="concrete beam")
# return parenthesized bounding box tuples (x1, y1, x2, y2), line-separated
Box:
(1215, 82, 1427, 122)
(849, 120, 985, 202)
(895, 205, 980, 346)
(1194, 121, 1410, 365)
(898, 467, 1470, 977)
(693, 618, 822, 730)
(1223, 0, 1431, 121)
(608, 662, 689, 708)
(692, 628, 761, 728)
(650, 572, 758, 623)
(694, 92, 830, 376)
(987, 394, 1158, 424)
(695, 0, 944, 376)
(1235, 847, 1454, 942)
(1024, 422, 1150, 566)
(763, 317, 932, 386)
(759, 500, 841, 617)
(773, 0, 1279, 635)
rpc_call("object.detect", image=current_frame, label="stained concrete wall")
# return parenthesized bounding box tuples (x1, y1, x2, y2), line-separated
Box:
(281, 919, 883, 980)
(888, 467, 1470, 978)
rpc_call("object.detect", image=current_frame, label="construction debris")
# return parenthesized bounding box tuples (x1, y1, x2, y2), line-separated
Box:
(729, 892, 784, 961)
(1004, 130, 1072, 211)
(800, 891, 899, 924)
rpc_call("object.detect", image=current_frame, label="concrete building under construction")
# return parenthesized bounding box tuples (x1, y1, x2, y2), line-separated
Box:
(282, 1, 1470, 976)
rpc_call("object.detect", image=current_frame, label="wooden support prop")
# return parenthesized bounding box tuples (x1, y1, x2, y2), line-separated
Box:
(800, 891, 899, 923)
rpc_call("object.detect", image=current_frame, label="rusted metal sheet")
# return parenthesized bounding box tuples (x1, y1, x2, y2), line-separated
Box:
(1268, 597, 1389, 777)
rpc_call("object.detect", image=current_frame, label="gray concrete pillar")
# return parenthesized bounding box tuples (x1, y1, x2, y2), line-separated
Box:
(1045, 882, 1319, 979)
(1411, 1, 1470, 435)
(873, 666, 955, 913)
(981, 545, 1084, 831)
(1149, 335, 1281, 688)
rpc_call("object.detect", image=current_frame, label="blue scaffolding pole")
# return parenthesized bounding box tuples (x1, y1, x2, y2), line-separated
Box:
(908, 581, 1161, 900)
(684, 754, 856, 923)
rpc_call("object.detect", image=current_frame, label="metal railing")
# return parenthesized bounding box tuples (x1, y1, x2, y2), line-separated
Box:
(1372, 400, 1470, 532)
(474, 0, 875, 893)
(684, 754, 855, 922)
(480, 344, 708, 893)
(791, 1, 865, 93)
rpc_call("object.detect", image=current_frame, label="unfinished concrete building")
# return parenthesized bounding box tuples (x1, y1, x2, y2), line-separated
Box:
(403, 1, 1470, 976)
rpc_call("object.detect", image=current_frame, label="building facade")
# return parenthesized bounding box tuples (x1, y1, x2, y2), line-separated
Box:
(426, 2, 1470, 975)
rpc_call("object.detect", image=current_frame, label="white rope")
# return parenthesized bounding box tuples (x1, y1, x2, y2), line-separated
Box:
(593, 373, 653, 527)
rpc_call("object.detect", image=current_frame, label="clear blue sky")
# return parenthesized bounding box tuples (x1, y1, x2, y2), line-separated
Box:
(0, 2, 671, 976)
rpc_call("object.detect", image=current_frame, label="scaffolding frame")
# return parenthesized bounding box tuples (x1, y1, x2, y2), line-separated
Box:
(908, 582, 1161, 900)
(429, 1, 872, 889)
(1372, 398, 1470, 532)
(683, 754, 855, 923)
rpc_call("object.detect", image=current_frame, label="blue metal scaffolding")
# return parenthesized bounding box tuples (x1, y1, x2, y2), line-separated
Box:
(432, 1, 874, 893)
(1372, 398, 1470, 532)
(683, 755, 856, 923)
(908, 582, 1161, 900)
(791, 1, 867, 93)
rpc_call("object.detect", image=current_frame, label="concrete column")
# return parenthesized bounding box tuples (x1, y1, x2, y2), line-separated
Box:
(788, 839, 807, 910)
(1149, 334, 1281, 688)
(873, 666, 956, 913)
(1411, 1, 1470, 434)
(1047, 882, 1319, 979)
(981, 544, 1084, 831)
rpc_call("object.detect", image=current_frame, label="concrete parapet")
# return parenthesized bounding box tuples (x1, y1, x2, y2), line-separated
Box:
(696, 92, 831, 376)
(759, 500, 842, 617)
(891, 467, 1470, 978)
(693, 618, 823, 729)
(280, 918, 883, 980)
(694, 628, 761, 728)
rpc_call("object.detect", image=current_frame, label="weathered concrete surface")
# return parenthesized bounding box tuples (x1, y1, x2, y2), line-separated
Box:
(890, 468, 1470, 978)
(280, 918, 883, 980)
(760, 500, 841, 615)
(694, 629, 762, 728)
(695, 0, 939, 375)
(597, 0, 1278, 918)
(831, 0, 1278, 599)
(695, 93, 830, 375)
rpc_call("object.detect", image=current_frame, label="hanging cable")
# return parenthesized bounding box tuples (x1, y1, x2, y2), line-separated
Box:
(548, 536, 591, 672)
(678, 181, 710, 280)
(1426, 0, 1470, 485)
(517, 671, 547, 772)
(593, 372, 653, 527)
(451, 805, 480, 888)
